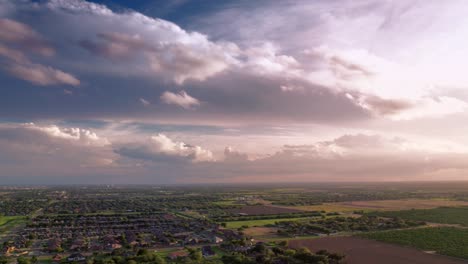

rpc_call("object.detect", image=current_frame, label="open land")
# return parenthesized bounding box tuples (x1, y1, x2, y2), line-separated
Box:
(289, 236, 467, 264)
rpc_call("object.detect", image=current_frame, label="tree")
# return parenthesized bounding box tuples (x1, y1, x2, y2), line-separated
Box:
(187, 248, 203, 262)
(17, 256, 31, 264)
(153, 255, 166, 264)
(278, 240, 288, 247)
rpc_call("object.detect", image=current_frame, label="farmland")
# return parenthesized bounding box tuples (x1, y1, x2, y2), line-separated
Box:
(369, 206, 468, 226)
(289, 236, 467, 264)
(279, 199, 468, 213)
(359, 227, 468, 259)
(339, 199, 468, 211)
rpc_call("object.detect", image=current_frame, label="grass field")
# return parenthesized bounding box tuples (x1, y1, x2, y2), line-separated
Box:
(359, 227, 468, 259)
(369, 206, 468, 226)
(0, 216, 27, 233)
(225, 217, 310, 229)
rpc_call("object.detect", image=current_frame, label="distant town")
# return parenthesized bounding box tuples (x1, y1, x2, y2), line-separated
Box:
(1, 183, 468, 263)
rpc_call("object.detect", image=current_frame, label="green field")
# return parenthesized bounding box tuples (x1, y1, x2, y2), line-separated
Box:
(0, 216, 27, 233)
(360, 227, 468, 259)
(369, 206, 468, 226)
(225, 217, 309, 229)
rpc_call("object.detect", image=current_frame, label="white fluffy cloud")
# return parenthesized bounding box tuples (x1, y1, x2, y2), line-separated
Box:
(179, 133, 468, 182)
(3, 0, 456, 122)
(117, 133, 214, 163)
(160, 90, 200, 109)
(192, 1, 468, 119)
(3, 122, 468, 183)
(46, 0, 240, 84)
(0, 123, 114, 178)
(30, 124, 109, 146)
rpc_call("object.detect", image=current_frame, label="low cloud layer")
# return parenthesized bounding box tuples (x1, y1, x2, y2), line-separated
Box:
(0, 123, 114, 182)
(2, 123, 468, 184)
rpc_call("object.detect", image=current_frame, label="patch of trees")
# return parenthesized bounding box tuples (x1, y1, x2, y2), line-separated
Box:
(267, 191, 453, 206)
(275, 215, 424, 236)
(222, 243, 345, 264)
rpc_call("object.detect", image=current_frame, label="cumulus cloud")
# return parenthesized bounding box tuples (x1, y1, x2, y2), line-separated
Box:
(224, 146, 249, 162)
(160, 90, 200, 109)
(148, 42, 235, 84)
(180, 133, 468, 182)
(74, 11, 237, 84)
(192, 1, 468, 120)
(0, 123, 115, 179)
(30, 124, 109, 146)
(0, 0, 426, 123)
(116, 133, 214, 163)
(243, 42, 300, 77)
(2, 121, 468, 183)
(80, 32, 147, 59)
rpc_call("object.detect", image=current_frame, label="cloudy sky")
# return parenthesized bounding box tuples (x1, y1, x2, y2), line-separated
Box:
(1, 0, 468, 184)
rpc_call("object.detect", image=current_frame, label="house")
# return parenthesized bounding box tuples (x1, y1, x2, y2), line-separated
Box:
(2, 245, 16, 256)
(111, 243, 122, 249)
(52, 254, 62, 264)
(48, 238, 62, 252)
(211, 236, 223, 244)
(202, 246, 215, 257)
(70, 238, 86, 251)
(67, 253, 86, 262)
(125, 231, 138, 245)
(219, 229, 242, 240)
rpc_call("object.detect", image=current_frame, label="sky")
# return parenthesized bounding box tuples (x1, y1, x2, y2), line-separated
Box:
(1, 0, 468, 184)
